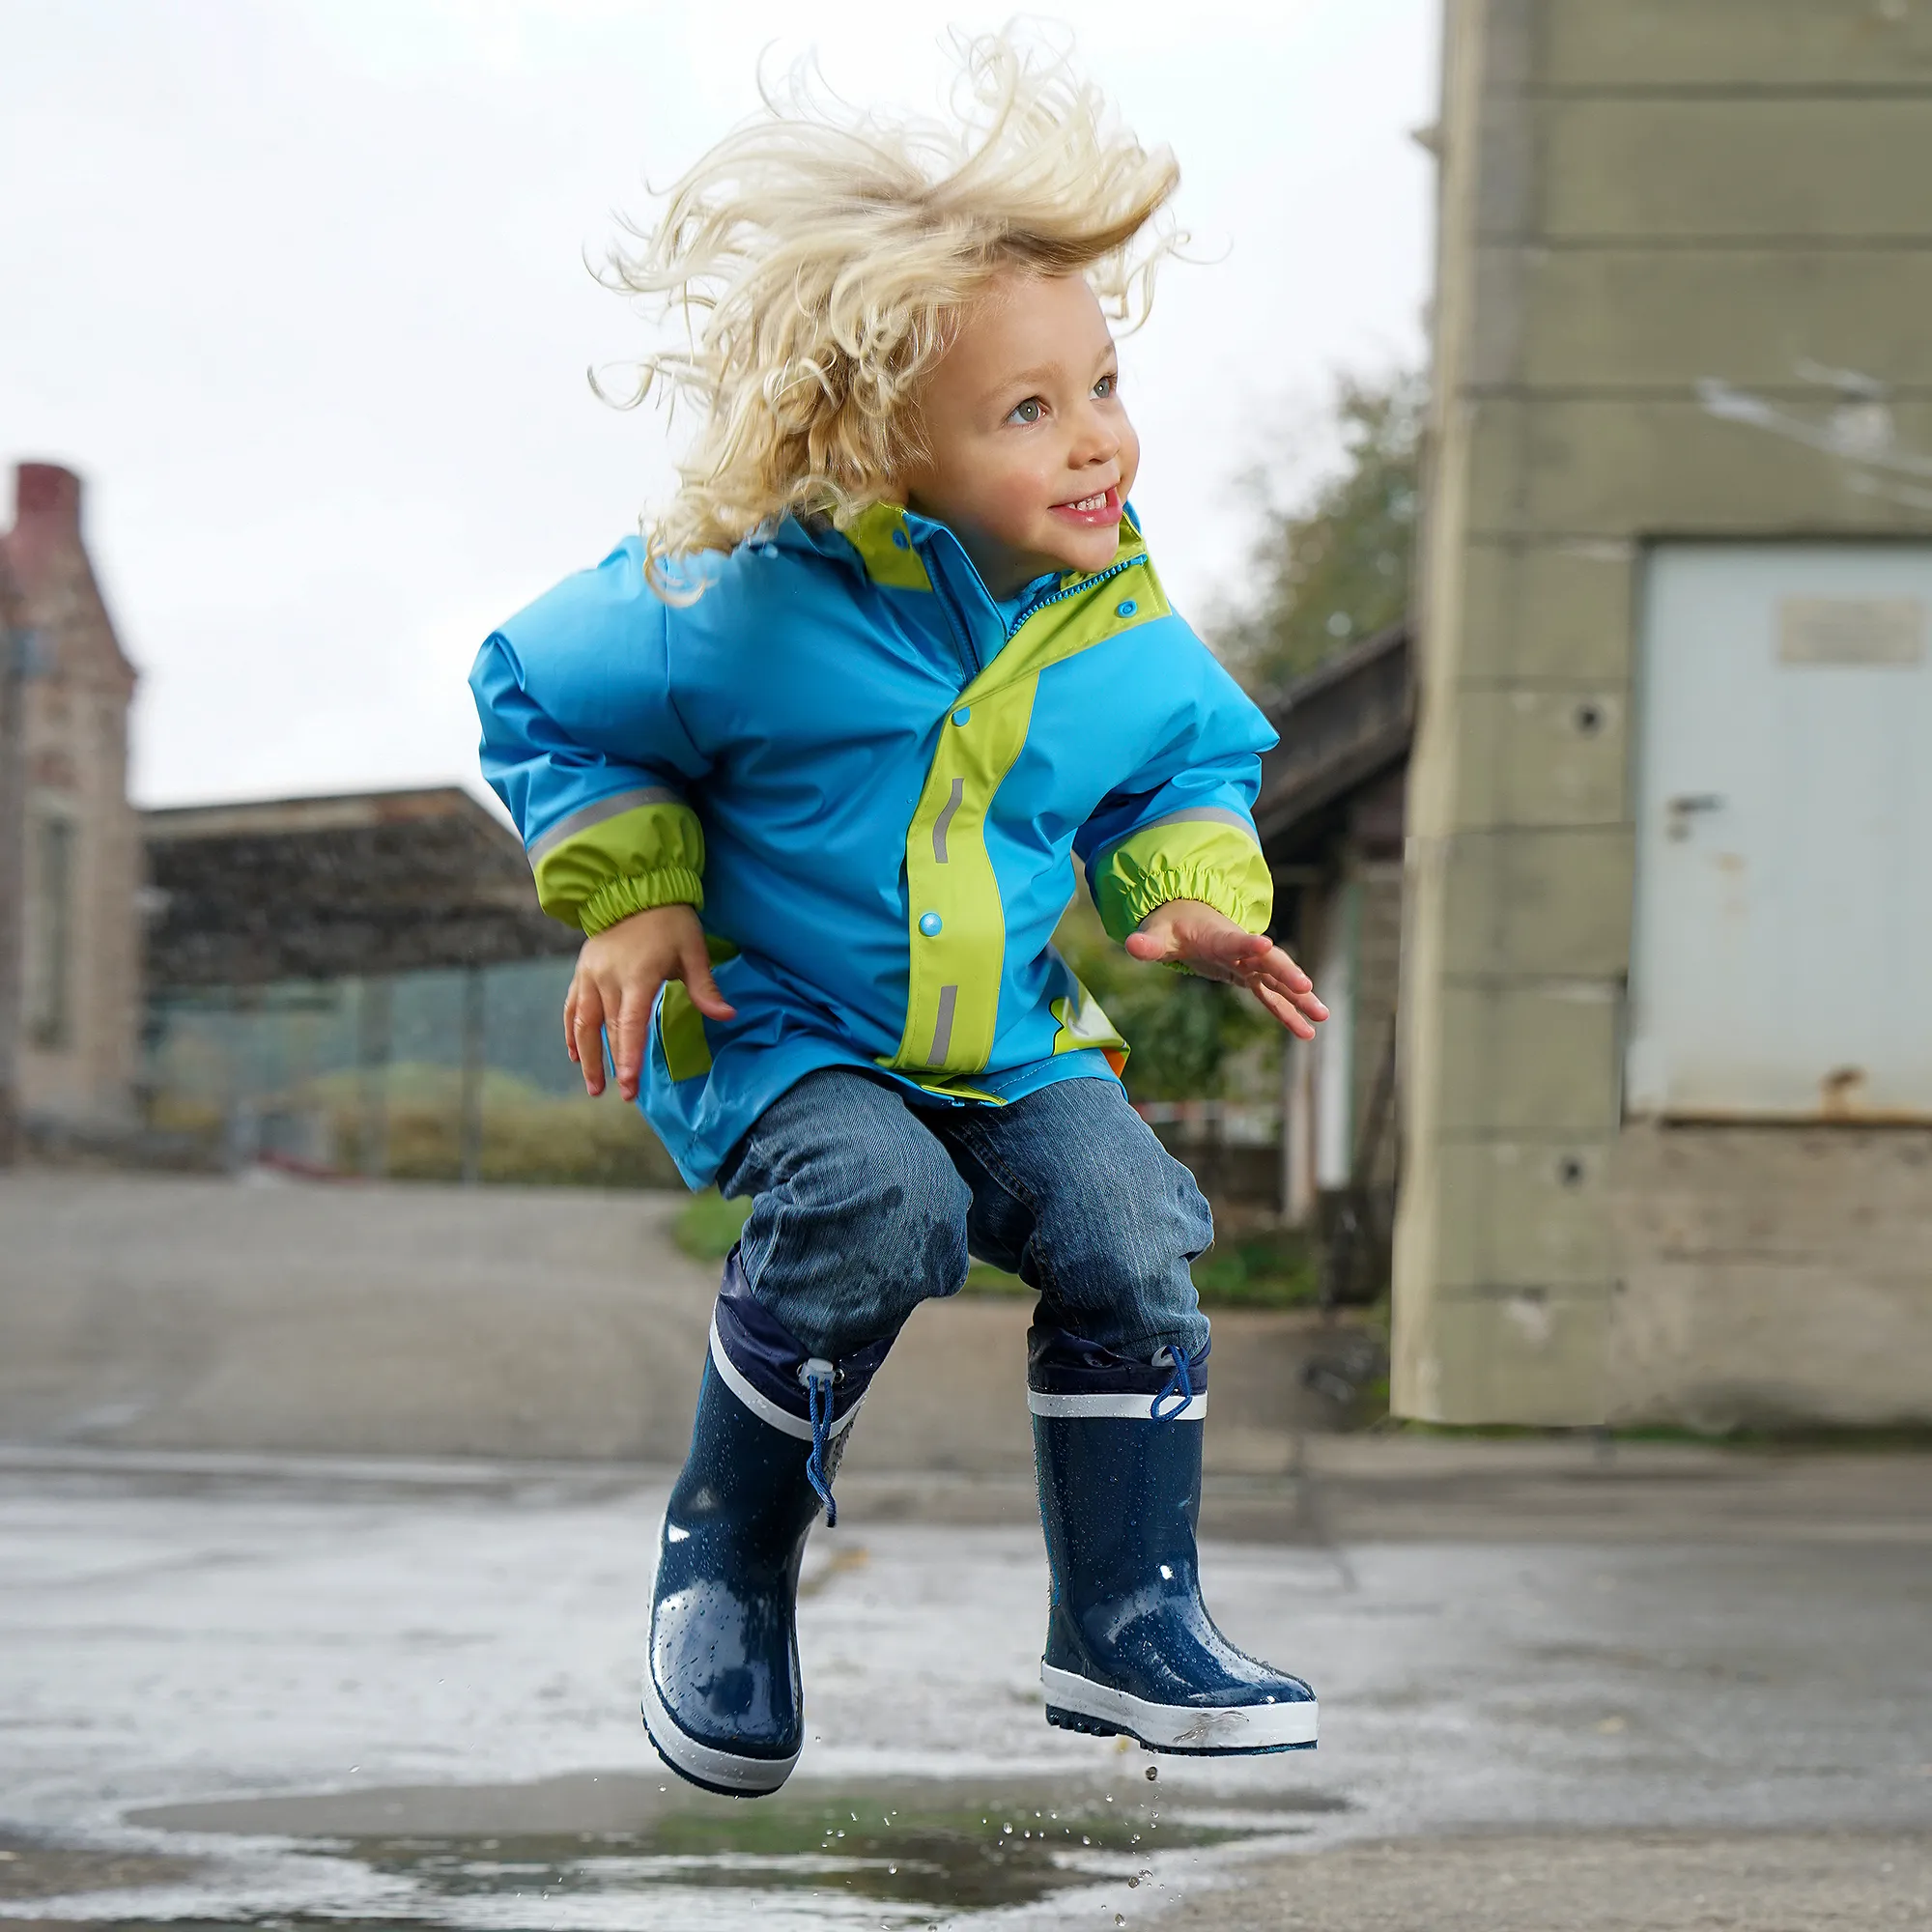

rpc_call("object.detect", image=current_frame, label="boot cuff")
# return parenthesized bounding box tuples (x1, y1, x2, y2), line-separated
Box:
(712, 1252, 892, 1437)
(1026, 1324, 1209, 1420)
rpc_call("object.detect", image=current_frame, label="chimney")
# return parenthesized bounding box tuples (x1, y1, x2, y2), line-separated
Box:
(14, 463, 83, 533)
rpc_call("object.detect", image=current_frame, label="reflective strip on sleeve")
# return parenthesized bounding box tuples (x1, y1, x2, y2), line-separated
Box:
(529, 796, 705, 927)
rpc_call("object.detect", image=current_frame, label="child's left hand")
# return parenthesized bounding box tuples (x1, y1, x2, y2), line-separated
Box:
(1126, 899, 1330, 1039)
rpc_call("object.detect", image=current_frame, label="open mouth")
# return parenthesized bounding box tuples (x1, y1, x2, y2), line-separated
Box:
(1050, 484, 1122, 526)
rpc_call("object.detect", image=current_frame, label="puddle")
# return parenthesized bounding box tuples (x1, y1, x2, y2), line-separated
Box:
(12, 1775, 1349, 1929)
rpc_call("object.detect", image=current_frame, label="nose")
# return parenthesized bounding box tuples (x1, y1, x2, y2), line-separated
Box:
(1068, 396, 1122, 469)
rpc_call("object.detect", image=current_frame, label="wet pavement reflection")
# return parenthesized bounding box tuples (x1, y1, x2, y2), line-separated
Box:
(7, 1776, 1347, 1928)
(3, 1446, 1928, 1929)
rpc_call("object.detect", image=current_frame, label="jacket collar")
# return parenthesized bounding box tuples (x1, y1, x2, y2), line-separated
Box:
(776, 500, 1149, 608)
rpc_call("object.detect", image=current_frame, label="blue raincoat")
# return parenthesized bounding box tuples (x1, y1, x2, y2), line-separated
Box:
(470, 502, 1277, 1186)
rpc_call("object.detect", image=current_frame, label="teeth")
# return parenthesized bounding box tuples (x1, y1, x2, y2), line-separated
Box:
(1066, 493, 1107, 512)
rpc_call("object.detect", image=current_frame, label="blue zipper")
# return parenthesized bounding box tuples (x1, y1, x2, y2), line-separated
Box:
(1006, 552, 1149, 639)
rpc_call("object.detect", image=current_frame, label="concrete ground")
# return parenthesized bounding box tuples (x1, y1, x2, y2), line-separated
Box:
(1, 1439, 1928, 1930)
(0, 1171, 1372, 1472)
(3, 1169, 1928, 1926)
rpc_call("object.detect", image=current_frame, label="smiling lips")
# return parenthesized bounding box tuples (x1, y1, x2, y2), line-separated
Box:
(1050, 483, 1122, 527)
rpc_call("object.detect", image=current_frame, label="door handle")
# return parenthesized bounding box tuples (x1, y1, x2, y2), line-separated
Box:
(1665, 794, 1724, 840)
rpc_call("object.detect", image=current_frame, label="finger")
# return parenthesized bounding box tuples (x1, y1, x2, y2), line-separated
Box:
(1236, 966, 1329, 1028)
(573, 981, 608, 1095)
(1238, 965, 1330, 1023)
(678, 936, 738, 1022)
(1123, 927, 1175, 964)
(1232, 942, 1313, 994)
(563, 983, 581, 1064)
(609, 979, 658, 1102)
(1252, 977, 1319, 1039)
(1199, 925, 1273, 968)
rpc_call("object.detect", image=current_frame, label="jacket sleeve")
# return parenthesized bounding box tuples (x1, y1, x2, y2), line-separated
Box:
(1074, 636, 1277, 944)
(470, 537, 710, 936)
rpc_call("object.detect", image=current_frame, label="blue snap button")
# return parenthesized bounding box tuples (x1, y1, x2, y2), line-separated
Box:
(952, 707, 971, 726)
(919, 911, 943, 937)
(892, 528, 910, 550)
(1116, 598, 1137, 617)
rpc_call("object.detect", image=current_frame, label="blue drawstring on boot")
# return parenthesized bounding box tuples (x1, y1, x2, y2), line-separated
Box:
(800, 1358, 838, 1526)
(1151, 1345, 1197, 1423)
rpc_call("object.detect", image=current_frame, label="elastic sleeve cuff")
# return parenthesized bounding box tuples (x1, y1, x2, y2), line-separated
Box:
(578, 867, 705, 936)
(1110, 865, 1267, 936)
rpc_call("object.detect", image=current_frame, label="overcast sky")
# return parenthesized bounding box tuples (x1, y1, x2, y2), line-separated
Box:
(5, 0, 1437, 809)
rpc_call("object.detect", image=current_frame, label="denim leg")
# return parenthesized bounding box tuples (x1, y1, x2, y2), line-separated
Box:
(928, 1076, 1212, 1362)
(717, 1068, 973, 1361)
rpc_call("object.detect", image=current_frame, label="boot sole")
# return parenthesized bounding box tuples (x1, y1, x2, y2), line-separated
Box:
(1041, 1663, 1318, 1755)
(639, 1512, 800, 1801)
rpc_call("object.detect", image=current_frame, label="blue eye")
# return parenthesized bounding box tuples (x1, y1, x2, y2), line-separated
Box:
(1008, 397, 1044, 425)
(1094, 372, 1117, 399)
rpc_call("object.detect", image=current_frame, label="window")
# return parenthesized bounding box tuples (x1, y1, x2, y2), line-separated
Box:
(27, 814, 74, 1050)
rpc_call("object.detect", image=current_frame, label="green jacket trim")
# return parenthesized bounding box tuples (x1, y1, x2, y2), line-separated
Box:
(533, 796, 706, 930)
(1092, 813, 1274, 943)
(1050, 974, 1129, 1067)
(656, 981, 715, 1082)
(845, 502, 935, 591)
(886, 531, 1170, 1076)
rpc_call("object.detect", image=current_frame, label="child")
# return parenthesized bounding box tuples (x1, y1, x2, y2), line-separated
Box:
(470, 34, 1328, 1798)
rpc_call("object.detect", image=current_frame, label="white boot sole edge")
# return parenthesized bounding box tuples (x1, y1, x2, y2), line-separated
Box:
(1040, 1662, 1319, 1752)
(639, 1510, 801, 1797)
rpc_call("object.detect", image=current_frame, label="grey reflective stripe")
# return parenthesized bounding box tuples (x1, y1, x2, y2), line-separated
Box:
(931, 777, 965, 864)
(928, 983, 958, 1064)
(527, 786, 683, 864)
(1026, 1390, 1208, 1420)
(708, 1319, 863, 1443)
(1138, 806, 1257, 838)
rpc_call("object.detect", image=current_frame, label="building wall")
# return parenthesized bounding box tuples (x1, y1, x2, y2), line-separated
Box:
(3, 465, 141, 1129)
(1396, 0, 1932, 1424)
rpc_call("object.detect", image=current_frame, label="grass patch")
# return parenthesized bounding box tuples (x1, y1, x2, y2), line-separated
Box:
(149, 1067, 684, 1189)
(671, 1193, 1319, 1310)
(676, 1188, 753, 1261)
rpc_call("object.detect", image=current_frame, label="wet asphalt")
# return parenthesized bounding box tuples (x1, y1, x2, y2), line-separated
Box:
(0, 1440, 1928, 1929)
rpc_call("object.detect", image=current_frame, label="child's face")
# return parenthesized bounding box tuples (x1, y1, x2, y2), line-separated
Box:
(900, 270, 1140, 599)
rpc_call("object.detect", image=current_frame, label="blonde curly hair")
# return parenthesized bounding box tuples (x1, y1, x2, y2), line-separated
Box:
(598, 29, 1182, 590)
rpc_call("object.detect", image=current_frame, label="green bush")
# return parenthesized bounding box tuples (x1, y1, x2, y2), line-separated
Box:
(1050, 891, 1273, 1104)
(671, 1189, 1317, 1310)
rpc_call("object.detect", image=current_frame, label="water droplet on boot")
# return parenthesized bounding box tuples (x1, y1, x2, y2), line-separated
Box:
(1146, 1765, 1157, 1780)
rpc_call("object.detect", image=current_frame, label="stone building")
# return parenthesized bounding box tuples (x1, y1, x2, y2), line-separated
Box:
(1257, 624, 1411, 1267)
(0, 463, 141, 1135)
(1398, 0, 1932, 1427)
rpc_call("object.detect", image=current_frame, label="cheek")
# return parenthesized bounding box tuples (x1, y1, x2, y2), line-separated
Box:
(977, 456, 1064, 534)
(1117, 419, 1142, 494)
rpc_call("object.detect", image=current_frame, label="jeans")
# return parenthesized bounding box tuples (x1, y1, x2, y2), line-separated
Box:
(716, 1069, 1213, 1366)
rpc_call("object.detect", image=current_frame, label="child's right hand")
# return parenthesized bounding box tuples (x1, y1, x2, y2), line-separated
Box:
(564, 903, 736, 1102)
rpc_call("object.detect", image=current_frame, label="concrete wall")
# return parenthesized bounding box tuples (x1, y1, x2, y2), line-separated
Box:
(1395, 0, 1932, 1424)
(2, 464, 141, 1130)
(0, 1174, 1378, 1470)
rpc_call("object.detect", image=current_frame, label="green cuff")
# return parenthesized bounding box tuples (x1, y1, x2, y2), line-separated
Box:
(1113, 866, 1264, 935)
(1093, 818, 1274, 944)
(578, 867, 705, 937)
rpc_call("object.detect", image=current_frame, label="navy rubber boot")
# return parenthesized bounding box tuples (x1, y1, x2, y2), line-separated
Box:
(1029, 1325, 1318, 1755)
(640, 1254, 889, 1798)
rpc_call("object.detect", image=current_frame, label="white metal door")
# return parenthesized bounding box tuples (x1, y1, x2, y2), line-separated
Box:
(1628, 544, 1932, 1121)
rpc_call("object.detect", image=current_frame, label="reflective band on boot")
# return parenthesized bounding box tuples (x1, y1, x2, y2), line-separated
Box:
(641, 1254, 888, 1798)
(1028, 1325, 1318, 1755)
